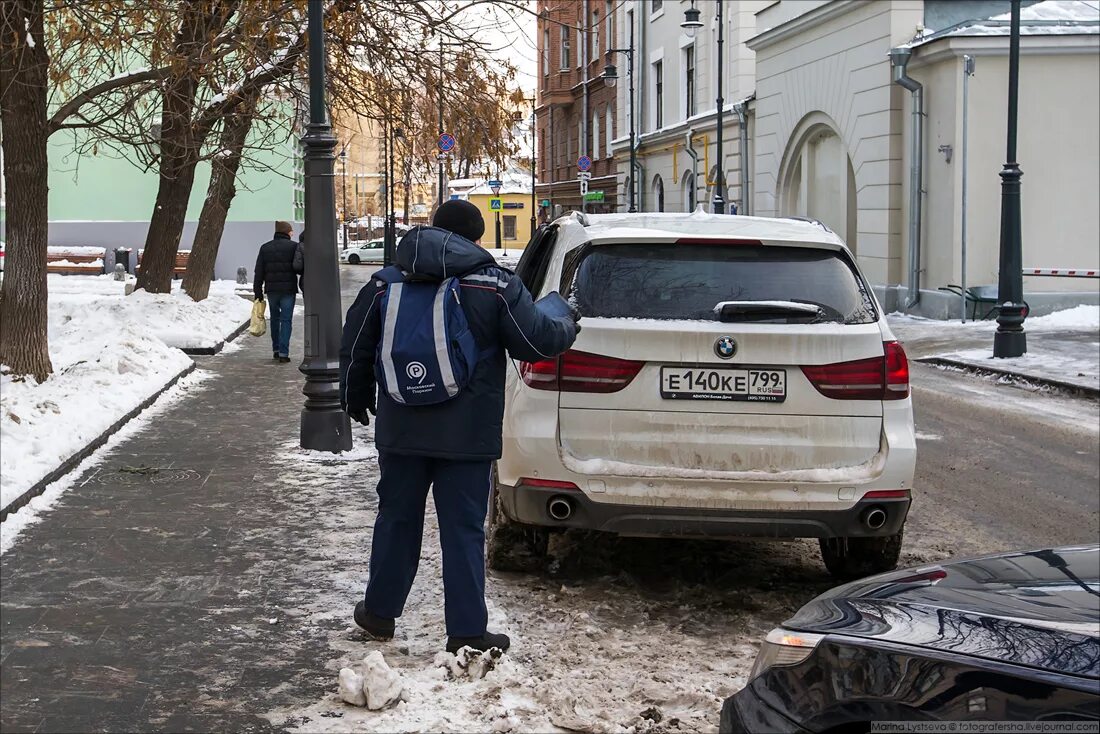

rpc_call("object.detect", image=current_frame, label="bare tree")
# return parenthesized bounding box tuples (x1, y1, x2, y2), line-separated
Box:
(0, 0, 53, 381)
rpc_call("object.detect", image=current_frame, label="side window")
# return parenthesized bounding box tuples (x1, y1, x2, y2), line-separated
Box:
(515, 225, 559, 294)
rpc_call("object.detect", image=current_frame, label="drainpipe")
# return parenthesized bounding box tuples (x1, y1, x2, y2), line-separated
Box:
(685, 129, 699, 210)
(733, 99, 751, 215)
(889, 46, 923, 309)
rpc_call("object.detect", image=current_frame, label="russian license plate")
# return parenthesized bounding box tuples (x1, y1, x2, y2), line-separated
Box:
(660, 367, 787, 402)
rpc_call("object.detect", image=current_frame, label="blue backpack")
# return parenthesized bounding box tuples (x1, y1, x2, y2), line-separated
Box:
(373, 266, 485, 406)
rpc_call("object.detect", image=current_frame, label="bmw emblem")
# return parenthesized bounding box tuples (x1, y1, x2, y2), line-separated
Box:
(714, 336, 737, 359)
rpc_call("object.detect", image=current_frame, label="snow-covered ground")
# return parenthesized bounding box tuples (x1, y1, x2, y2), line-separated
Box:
(0, 277, 250, 513)
(889, 306, 1100, 392)
(492, 250, 522, 271)
(263, 430, 765, 733)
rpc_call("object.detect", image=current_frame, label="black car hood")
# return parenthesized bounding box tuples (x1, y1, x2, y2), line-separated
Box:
(786, 545, 1100, 678)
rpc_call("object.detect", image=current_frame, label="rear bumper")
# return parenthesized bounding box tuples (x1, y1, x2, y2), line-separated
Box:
(499, 482, 910, 539)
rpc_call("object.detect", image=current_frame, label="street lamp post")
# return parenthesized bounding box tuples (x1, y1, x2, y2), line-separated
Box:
(993, 0, 1027, 358)
(683, 0, 724, 213)
(604, 22, 637, 213)
(339, 146, 348, 250)
(300, 0, 351, 452)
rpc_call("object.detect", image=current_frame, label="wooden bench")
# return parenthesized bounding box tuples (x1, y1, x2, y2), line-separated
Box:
(46, 247, 106, 276)
(136, 250, 190, 278)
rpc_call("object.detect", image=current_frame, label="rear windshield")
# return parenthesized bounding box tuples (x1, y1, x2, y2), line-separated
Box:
(565, 243, 877, 324)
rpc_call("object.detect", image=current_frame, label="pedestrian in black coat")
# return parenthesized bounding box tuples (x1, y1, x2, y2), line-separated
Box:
(339, 200, 578, 653)
(254, 221, 302, 362)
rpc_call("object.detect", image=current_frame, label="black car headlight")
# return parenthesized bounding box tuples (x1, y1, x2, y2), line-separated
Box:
(749, 628, 825, 679)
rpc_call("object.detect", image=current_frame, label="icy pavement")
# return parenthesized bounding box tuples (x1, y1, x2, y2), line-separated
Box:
(0, 276, 250, 514)
(889, 306, 1100, 394)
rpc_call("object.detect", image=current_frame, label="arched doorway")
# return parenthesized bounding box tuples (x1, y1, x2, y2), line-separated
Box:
(681, 170, 696, 212)
(778, 113, 858, 253)
(652, 175, 665, 213)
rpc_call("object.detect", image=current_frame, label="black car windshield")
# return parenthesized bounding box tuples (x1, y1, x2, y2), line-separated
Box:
(566, 243, 877, 324)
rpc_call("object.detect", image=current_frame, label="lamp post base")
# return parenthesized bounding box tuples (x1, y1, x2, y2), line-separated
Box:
(993, 323, 1027, 359)
(300, 358, 352, 452)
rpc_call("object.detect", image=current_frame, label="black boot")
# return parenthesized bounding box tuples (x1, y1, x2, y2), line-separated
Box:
(354, 601, 395, 640)
(446, 630, 510, 654)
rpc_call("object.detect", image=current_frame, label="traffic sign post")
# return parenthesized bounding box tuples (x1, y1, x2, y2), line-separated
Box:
(437, 133, 457, 153)
(488, 178, 503, 196)
(489, 197, 503, 211)
(577, 155, 592, 172)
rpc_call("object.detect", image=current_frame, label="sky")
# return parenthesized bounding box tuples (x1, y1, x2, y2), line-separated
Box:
(460, 0, 540, 93)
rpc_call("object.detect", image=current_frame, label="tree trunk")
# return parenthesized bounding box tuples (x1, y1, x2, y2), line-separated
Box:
(134, 0, 237, 294)
(182, 104, 255, 301)
(0, 0, 53, 381)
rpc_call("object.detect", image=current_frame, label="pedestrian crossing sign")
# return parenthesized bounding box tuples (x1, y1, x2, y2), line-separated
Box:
(489, 197, 503, 211)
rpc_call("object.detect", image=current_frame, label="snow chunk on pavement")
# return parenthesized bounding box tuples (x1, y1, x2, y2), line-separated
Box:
(338, 651, 403, 710)
(434, 647, 505, 681)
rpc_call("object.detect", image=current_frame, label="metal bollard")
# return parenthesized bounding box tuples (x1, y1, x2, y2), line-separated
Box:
(236, 266, 248, 285)
(113, 263, 127, 281)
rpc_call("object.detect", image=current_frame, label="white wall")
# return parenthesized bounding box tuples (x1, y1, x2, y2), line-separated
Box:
(750, 1, 924, 284)
(911, 45, 1100, 295)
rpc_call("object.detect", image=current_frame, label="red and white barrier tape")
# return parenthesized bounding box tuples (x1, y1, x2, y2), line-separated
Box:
(1023, 268, 1098, 278)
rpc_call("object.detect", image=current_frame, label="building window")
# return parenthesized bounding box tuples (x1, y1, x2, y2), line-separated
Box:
(651, 0, 663, 14)
(685, 45, 696, 118)
(606, 106, 613, 157)
(503, 215, 517, 240)
(577, 27, 582, 68)
(592, 9, 600, 62)
(560, 27, 569, 70)
(577, 118, 584, 158)
(543, 29, 550, 78)
(592, 110, 601, 160)
(653, 60, 663, 129)
(653, 174, 665, 212)
(606, 1, 613, 51)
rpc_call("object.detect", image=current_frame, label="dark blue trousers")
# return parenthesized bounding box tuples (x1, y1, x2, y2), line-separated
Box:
(364, 452, 493, 638)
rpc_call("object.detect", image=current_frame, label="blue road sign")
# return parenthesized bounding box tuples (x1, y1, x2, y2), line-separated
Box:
(487, 179, 503, 187)
(577, 155, 592, 172)
(438, 133, 457, 152)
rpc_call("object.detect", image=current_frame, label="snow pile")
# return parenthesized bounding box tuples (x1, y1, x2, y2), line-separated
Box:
(0, 277, 249, 514)
(993, 0, 1100, 22)
(338, 651, 404, 710)
(1024, 304, 1100, 331)
(48, 258, 104, 269)
(434, 647, 505, 682)
(47, 245, 108, 256)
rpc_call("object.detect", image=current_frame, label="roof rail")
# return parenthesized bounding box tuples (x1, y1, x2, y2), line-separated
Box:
(785, 216, 834, 234)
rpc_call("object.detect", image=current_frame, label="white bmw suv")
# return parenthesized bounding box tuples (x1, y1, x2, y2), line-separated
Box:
(489, 211, 916, 578)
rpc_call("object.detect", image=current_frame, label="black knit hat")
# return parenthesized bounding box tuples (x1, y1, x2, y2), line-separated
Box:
(432, 199, 485, 243)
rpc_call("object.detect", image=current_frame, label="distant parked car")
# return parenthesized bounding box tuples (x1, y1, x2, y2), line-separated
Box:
(721, 544, 1100, 732)
(339, 239, 385, 266)
(489, 211, 915, 578)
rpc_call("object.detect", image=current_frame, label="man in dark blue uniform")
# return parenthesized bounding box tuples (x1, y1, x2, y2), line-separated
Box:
(339, 200, 578, 653)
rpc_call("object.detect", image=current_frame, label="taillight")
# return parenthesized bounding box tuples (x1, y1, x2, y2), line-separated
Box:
(519, 478, 580, 490)
(884, 341, 910, 399)
(862, 489, 911, 499)
(802, 341, 909, 400)
(520, 350, 644, 393)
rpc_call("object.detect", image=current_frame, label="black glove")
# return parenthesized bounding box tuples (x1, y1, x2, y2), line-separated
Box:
(568, 304, 582, 335)
(347, 409, 370, 426)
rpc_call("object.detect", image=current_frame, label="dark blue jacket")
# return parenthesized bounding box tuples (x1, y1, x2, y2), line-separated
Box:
(339, 226, 577, 461)
(254, 232, 301, 299)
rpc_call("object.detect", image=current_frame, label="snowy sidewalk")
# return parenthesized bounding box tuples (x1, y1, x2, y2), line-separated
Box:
(889, 306, 1100, 396)
(0, 277, 251, 516)
(1, 268, 802, 733)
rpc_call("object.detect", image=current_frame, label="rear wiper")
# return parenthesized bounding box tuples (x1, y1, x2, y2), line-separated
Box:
(713, 300, 825, 322)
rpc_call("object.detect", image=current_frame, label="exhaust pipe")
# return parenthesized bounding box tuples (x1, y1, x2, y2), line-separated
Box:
(547, 496, 573, 521)
(862, 506, 888, 531)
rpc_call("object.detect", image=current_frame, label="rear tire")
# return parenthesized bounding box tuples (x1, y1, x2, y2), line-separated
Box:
(486, 468, 549, 573)
(819, 529, 903, 580)
(348, 254, 361, 265)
